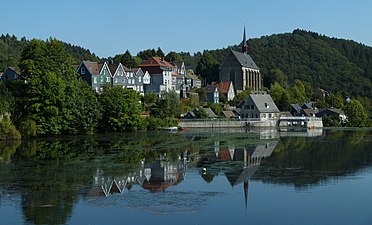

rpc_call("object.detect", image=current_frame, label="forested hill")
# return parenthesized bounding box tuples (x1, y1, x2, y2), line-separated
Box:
(0, 34, 99, 71)
(201, 29, 372, 98)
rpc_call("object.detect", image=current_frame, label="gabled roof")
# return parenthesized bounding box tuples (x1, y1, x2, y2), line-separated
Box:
(216, 82, 233, 94)
(81, 61, 100, 75)
(6, 66, 21, 75)
(231, 50, 259, 70)
(187, 73, 200, 80)
(205, 85, 219, 94)
(108, 63, 120, 75)
(204, 107, 218, 117)
(222, 111, 236, 118)
(249, 94, 280, 113)
(290, 104, 302, 113)
(139, 57, 175, 68)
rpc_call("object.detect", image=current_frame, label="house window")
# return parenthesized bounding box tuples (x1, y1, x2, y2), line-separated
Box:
(138, 76, 142, 82)
(106, 77, 110, 82)
(81, 67, 85, 74)
(115, 78, 118, 83)
(93, 77, 98, 83)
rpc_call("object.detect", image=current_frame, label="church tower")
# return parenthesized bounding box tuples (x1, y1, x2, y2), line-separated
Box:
(242, 27, 248, 54)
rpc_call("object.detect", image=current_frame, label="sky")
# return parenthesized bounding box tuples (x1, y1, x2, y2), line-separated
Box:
(2, 0, 372, 58)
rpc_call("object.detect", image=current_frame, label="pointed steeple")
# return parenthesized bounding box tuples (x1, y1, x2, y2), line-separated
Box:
(242, 26, 248, 54)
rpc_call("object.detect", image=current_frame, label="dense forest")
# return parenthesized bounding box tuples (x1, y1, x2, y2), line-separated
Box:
(195, 29, 372, 98)
(0, 34, 99, 71)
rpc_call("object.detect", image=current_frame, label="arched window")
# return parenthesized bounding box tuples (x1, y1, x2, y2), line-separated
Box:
(229, 69, 235, 84)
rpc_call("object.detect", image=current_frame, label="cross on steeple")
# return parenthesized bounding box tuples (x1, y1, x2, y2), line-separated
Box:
(242, 26, 248, 54)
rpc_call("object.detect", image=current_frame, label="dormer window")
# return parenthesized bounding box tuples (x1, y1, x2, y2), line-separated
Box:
(81, 67, 85, 74)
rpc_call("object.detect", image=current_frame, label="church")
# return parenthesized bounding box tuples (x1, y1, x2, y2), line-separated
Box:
(219, 28, 262, 93)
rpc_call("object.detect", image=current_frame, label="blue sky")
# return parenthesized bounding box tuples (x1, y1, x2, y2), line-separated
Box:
(2, 0, 372, 58)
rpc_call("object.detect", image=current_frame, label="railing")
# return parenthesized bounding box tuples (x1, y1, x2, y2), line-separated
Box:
(180, 118, 263, 123)
(279, 116, 323, 121)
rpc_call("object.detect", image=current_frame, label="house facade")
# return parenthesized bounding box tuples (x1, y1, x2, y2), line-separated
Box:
(205, 85, 219, 104)
(219, 28, 262, 93)
(215, 81, 235, 101)
(1, 67, 21, 82)
(77, 60, 148, 94)
(240, 94, 280, 120)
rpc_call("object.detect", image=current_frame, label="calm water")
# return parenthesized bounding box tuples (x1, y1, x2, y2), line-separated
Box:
(1, 129, 372, 225)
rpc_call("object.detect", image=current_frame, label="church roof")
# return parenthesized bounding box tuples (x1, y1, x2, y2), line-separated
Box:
(231, 50, 259, 70)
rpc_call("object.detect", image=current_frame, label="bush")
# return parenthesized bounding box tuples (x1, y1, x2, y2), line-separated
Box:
(145, 117, 178, 130)
(0, 118, 21, 140)
(19, 119, 37, 137)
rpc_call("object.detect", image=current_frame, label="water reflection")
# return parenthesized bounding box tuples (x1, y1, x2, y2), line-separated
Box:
(0, 129, 372, 225)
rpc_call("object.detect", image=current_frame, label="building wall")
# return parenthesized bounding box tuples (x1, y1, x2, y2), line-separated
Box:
(219, 53, 243, 90)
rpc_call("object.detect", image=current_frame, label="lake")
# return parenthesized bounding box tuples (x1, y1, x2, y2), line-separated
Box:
(0, 128, 372, 225)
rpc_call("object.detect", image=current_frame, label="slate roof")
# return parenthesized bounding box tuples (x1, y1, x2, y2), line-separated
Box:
(205, 85, 218, 94)
(290, 104, 302, 113)
(231, 50, 259, 70)
(187, 73, 201, 80)
(250, 94, 280, 113)
(108, 63, 120, 75)
(204, 107, 218, 118)
(222, 110, 236, 118)
(82, 61, 100, 75)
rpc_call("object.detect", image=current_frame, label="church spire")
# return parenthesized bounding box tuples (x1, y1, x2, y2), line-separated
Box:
(242, 26, 248, 54)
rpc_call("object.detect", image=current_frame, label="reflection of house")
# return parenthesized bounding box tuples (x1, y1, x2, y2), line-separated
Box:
(87, 155, 188, 197)
(202, 140, 277, 207)
(240, 94, 280, 120)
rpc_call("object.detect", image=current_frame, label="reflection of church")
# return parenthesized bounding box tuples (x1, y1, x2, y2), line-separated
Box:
(202, 141, 277, 207)
(86, 153, 189, 197)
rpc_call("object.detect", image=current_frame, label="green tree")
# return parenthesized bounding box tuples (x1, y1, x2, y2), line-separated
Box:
(344, 100, 369, 127)
(151, 91, 181, 119)
(235, 86, 251, 101)
(99, 87, 144, 132)
(195, 51, 220, 84)
(269, 82, 285, 104)
(141, 92, 158, 112)
(208, 103, 222, 116)
(277, 91, 291, 111)
(113, 50, 138, 68)
(326, 94, 344, 109)
(0, 81, 14, 114)
(165, 51, 182, 62)
(264, 68, 288, 87)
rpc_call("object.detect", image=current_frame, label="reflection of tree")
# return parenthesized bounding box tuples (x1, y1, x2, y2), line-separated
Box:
(257, 130, 372, 188)
(0, 140, 21, 163)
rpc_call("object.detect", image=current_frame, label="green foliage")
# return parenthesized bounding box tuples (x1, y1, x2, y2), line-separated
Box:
(145, 117, 178, 130)
(289, 80, 309, 104)
(269, 82, 285, 103)
(322, 115, 343, 127)
(195, 88, 207, 102)
(194, 107, 209, 119)
(137, 47, 164, 60)
(113, 50, 139, 68)
(195, 51, 220, 84)
(0, 117, 21, 140)
(235, 86, 251, 101)
(0, 34, 98, 72)
(165, 51, 182, 62)
(99, 87, 144, 132)
(19, 119, 37, 137)
(264, 68, 288, 87)
(0, 81, 14, 114)
(208, 103, 222, 116)
(151, 91, 181, 119)
(19, 40, 101, 135)
(344, 100, 369, 127)
(277, 91, 291, 111)
(141, 92, 159, 112)
(325, 94, 344, 109)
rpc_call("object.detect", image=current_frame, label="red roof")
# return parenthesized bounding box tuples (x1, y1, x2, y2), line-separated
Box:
(139, 57, 175, 68)
(216, 82, 232, 94)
